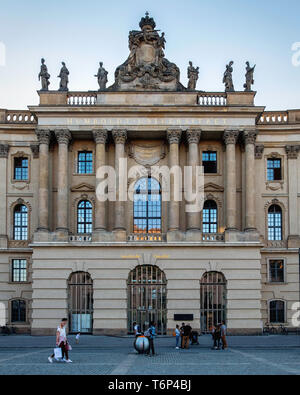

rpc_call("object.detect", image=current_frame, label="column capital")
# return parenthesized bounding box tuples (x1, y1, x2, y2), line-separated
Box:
(35, 128, 51, 145)
(93, 129, 108, 144)
(0, 144, 10, 158)
(186, 129, 201, 145)
(167, 129, 182, 145)
(223, 129, 239, 145)
(55, 129, 72, 145)
(285, 145, 300, 159)
(112, 129, 127, 144)
(243, 130, 258, 145)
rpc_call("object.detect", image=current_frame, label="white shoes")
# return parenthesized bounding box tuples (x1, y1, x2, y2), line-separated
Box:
(63, 359, 73, 363)
(176, 347, 179, 349)
(48, 357, 53, 363)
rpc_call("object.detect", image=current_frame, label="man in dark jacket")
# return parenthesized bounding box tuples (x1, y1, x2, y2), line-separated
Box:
(182, 323, 192, 349)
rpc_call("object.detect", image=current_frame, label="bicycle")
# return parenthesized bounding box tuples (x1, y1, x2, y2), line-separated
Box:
(279, 325, 288, 335)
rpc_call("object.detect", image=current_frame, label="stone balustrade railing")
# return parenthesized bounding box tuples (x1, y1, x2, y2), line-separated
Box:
(69, 235, 92, 242)
(198, 93, 227, 106)
(266, 240, 287, 248)
(128, 233, 166, 242)
(1, 110, 36, 124)
(67, 92, 97, 106)
(259, 111, 288, 125)
(202, 233, 225, 242)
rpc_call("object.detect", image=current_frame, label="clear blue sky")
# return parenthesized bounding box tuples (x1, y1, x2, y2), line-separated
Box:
(0, 0, 299, 110)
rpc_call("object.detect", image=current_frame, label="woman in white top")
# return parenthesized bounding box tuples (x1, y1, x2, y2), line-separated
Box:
(48, 318, 72, 363)
(175, 325, 181, 349)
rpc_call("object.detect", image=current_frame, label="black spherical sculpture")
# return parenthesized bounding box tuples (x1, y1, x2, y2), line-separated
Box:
(134, 336, 150, 354)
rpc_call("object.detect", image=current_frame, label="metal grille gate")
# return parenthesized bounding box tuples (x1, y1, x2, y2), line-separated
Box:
(200, 272, 227, 333)
(128, 265, 167, 335)
(68, 272, 93, 333)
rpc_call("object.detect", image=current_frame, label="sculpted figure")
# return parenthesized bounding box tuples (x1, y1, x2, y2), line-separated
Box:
(95, 62, 108, 91)
(38, 58, 50, 91)
(223, 61, 234, 92)
(58, 62, 69, 92)
(244, 61, 256, 91)
(187, 61, 199, 90)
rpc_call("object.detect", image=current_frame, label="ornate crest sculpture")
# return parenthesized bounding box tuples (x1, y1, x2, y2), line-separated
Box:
(108, 13, 185, 91)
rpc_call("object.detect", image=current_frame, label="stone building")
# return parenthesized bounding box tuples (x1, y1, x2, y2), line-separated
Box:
(0, 14, 299, 335)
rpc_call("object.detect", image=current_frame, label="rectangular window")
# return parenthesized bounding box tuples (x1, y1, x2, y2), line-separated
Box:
(12, 259, 27, 282)
(11, 300, 26, 322)
(14, 158, 28, 180)
(202, 151, 217, 174)
(267, 159, 282, 181)
(77, 151, 93, 174)
(269, 260, 284, 283)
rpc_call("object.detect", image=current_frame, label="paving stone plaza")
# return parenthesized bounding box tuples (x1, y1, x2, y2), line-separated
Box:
(0, 335, 300, 375)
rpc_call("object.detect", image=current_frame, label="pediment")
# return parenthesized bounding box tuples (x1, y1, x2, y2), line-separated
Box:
(71, 183, 95, 192)
(204, 183, 224, 192)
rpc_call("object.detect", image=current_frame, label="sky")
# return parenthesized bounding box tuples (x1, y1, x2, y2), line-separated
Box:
(0, 0, 299, 110)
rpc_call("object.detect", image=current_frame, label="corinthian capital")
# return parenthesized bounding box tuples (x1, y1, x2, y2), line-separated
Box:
(167, 129, 182, 145)
(0, 143, 9, 158)
(93, 129, 108, 144)
(285, 145, 300, 159)
(223, 129, 239, 145)
(186, 129, 201, 145)
(55, 129, 72, 145)
(35, 129, 51, 145)
(243, 130, 258, 145)
(112, 129, 127, 145)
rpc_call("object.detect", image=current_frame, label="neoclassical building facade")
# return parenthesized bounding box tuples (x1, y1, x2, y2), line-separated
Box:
(0, 15, 299, 335)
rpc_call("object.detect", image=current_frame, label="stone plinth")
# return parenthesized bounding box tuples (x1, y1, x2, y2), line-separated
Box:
(39, 91, 68, 106)
(227, 91, 256, 106)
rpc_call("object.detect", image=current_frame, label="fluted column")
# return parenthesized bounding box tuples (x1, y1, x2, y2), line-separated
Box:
(224, 130, 239, 230)
(35, 129, 51, 232)
(93, 129, 108, 231)
(186, 129, 201, 231)
(112, 129, 127, 231)
(0, 144, 9, 245)
(244, 130, 257, 231)
(167, 129, 182, 232)
(55, 129, 72, 233)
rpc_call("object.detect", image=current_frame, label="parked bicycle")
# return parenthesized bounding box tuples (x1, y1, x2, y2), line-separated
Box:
(0, 325, 16, 335)
(263, 323, 288, 335)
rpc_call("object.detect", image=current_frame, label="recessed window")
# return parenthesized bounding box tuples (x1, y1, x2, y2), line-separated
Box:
(12, 259, 27, 282)
(269, 260, 284, 283)
(202, 151, 217, 174)
(268, 205, 282, 241)
(269, 300, 285, 323)
(77, 151, 93, 174)
(11, 299, 26, 323)
(13, 204, 28, 241)
(267, 159, 282, 181)
(77, 200, 93, 234)
(14, 157, 28, 180)
(202, 200, 218, 233)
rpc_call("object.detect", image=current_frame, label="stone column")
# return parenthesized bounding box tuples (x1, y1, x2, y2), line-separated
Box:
(55, 129, 72, 235)
(93, 129, 108, 232)
(224, 130, 239, 230)
(244, 130, 258, 231)
(286, 145, 300, 247)
(167, 129, 182, 234)
(186, 129, 201, 232)
(0, 144, 9, 247)
(112, 129, 127, 234)
(35, 129, 51, 232)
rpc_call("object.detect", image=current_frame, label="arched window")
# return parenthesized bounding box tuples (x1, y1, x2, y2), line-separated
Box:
(269, 300, 285, 323)
(11, 299, 26, 322)
(202, 200, 218, 233)
(134, 178, 162, 234)
(268, 205, 282, 241)
(13, 204, 28, 240)
(77, 200, 93, 234)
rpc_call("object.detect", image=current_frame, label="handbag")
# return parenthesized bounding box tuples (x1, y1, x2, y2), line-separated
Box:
(67, 343, 72, 351)
(54, 347, 62, 359)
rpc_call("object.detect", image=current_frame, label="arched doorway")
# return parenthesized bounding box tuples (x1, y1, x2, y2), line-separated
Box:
(200, 272, 227, 333)
(128, 265, 167, 335)
(68, 272, 93, 333)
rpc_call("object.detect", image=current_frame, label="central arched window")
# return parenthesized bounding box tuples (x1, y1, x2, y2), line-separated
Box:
(268, 205, 282, 241)
(202, 200, 218, 233)
(77, 200, 93, 234)
(134, 178, 162, 234)
(13, 204, 28, 240)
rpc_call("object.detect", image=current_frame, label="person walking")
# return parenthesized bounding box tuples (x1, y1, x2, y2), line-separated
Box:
(182, 323, 192, 349)
(146, 321, 156, 357)
(48, 318, 72, 363)
(221, 321, 228, 350)
(212, 324, 221, 350)
(175, 325, 181, 349)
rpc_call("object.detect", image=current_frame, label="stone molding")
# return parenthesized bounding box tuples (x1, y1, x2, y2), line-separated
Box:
(0, 144, 10, 158)
(35, 129, 51, 145)
(223, 129, 239, 145)
(255, 145, 265, 159)
(243, 130, 258, 145)
(186, 129, 201, 145)
(30, 144, 40, 158)
(55, 129, 72, 145)
(112, 129, 127, 145)
(285, 145, 300, 159)
(167, 129, 182, 145)
(93, 129, 108, 144)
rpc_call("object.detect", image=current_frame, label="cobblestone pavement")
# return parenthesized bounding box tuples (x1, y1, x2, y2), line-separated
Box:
(0, 335, 299, 375)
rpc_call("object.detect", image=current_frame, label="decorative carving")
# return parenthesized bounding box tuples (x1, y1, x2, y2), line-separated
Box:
(112, 129, 127, 145)
(93, 129, 108, 144)
(186, 129, 201, 144)
(243, 130, 257, 145)
(187, 62, 199, 91)
(285, 145, 300, 159)
(38, 58, 50, 91)
(108, 13, 185, 92)
(244, 61, 256, 92)
(255, 145, 264, 159)
(129, 143, 166, 166)
(0, 144, 9, 158)
(203, 183, 224, 192)
(35, 129, 50, 145)
(223, 130, 239, 145)
(71, 183, 95, 192)
(167, 129, 182, 145)
(55, 129, 72, 145)
(95, 62, 108, 91)
(58, 62, 69, 92)
(223, 61, 234, 92)
(30, 144, 39, 158)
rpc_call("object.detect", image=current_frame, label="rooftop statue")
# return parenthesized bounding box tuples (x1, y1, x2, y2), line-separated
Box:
(95, 62, 108, 91)
(244, 61, 256, 92)
(187, 61, 199, 91)
(58, 62, 69, 92)
(38, 58, 50, 91)
(223, 61, 235, 92)
(108, 12, 185, 92)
